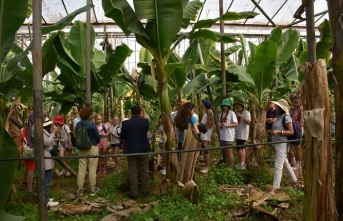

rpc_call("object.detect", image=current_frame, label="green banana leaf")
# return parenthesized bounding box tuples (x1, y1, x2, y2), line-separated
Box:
(139, 47, 153, 63)
(183, 73, 220, 95)
(68, 21, 95, 76)
(181, 39, 199, 75)
(0, 129, 22, 220)
(0, 74, 25, 100)
(181, 0, 204, 28)
(42, 5, 93, 35)
(268, 27, 282, 45)
(247, 40, 278, 105)
(42, 33, 58, 77)
(0, 0, 28, 63)
(276, 28, 299, 69)
(190, 30, 238, 43)
(225, 45, 241, 56)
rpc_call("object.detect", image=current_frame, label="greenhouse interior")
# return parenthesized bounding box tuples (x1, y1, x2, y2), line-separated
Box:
(1, 0, 342, 221)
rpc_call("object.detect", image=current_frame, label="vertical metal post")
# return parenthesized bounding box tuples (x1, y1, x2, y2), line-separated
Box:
(219, 0, 226, 162)
(32, 0, 47, 219)
(306, 0, 316, 63)
(219, 0, 226, 98)
(86, 0, 91, 106)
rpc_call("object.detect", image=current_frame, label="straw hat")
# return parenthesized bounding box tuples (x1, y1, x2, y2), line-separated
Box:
(271, 99, 290, 114)
(43, 118, 54, 127)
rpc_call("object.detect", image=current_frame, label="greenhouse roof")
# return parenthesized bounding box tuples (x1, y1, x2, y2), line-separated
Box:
(19, 0, 329, 36)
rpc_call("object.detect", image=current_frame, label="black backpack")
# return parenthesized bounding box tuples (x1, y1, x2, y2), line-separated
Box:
(282, 115, 301, 145)
(76, 123, 93, 150)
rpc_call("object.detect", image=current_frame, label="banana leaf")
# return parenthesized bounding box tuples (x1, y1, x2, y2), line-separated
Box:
(0, 0, 28, 63)
(247, 40, 278, 105)
(0, 129, 23, 220)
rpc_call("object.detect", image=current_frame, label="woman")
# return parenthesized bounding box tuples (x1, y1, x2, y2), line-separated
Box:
(268, 99, 298, 196)
(52, 115, 73, 176)
(94, 114, 109, 174)
(109, 116, 121, 171)
(234, 101, 251, 170)
(174, 102, 200, 152)
(219, 98, 238, 166)
(199, 99, 214, 174)
(75, 107, 100, 196)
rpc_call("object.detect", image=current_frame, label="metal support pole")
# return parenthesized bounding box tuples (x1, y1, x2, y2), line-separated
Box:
(306, 0, 316, 63)
(219, 0, 226, 163)
(86, 0, 91, 106)
(32, 0, 47, 219)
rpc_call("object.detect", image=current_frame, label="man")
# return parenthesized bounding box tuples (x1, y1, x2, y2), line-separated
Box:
(120, 105, 151, 199)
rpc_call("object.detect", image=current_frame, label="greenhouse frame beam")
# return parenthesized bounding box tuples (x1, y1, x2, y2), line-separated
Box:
(250, 0, 276, 26)
(283, 10, 328, 28)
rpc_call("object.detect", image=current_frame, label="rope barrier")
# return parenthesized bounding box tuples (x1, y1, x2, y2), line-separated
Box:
(0, 138, 304, 161)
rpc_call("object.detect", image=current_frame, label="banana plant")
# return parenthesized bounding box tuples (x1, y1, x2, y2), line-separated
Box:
(0, 4, 93, 219)
(103, 0, 257, 179)
(42, 21, 132, 114)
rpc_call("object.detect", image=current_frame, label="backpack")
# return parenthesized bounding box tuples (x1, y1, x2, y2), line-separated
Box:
(282, 115, 301, 145)
(76, 123, 93, 150)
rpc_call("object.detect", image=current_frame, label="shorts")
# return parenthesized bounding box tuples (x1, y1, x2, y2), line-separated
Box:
(200, 128, 213, 141)
(111, 143, 121, 148)
(25, 160, 36, 171)
(98, 140, 107, 149)
(60, 140, 70, 149)
(220, 140, 234, 146)
(235, 139, 246, 150)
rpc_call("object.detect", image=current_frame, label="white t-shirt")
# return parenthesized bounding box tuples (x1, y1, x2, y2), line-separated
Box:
(73, 117, 81, 130)
(219, 111, 237, 142)
(235, 110, 251, 140)
(110, 125, 121, 144)
(56, 125, 71, 142)
(200, 111, 214, 141)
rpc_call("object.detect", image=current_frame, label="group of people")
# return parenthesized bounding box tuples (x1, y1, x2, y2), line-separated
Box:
(168, 98, 251, 174)
(19, 94, 304, 204)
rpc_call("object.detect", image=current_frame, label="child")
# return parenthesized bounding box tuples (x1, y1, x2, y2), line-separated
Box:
(53, 115, 73, 176)
(95, 114, 109, 174)
(109, 116, 121, 170)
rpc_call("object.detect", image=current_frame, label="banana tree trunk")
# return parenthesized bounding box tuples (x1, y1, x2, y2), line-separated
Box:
(156, 60, 178, 181)
(327, 0, 343, 218)
(246, 101, 266, 168)
(301, 60, 337, 221)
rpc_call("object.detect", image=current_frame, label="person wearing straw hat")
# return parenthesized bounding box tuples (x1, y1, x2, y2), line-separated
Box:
(219, 98, 238, 166)
(32, 117, 60, 206)
(267, 99, 298, 196)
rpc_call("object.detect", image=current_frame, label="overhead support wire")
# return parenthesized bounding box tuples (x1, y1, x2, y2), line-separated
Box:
(61, 0, 69, 14)
(269, 0, 288, 23)
(282, 10, 328, 28)
(90, 0, 98, 23)
(250, 0, 276, 26)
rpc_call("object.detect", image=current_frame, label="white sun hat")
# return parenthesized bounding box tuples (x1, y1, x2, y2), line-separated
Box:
(43, 117, 54, 127)
(271, 99, 290, 115)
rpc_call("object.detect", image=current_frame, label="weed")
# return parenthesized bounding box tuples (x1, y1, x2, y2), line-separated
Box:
(208, 164, 244, 185)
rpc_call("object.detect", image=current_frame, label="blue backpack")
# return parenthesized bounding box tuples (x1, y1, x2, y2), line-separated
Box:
(282, 115, 301, 145)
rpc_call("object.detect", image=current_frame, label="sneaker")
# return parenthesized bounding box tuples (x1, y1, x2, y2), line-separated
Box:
(126, 191, 137, 200)
(77, 189, 84, 196)
(59, 170, 66, 176)
(65, 171, 71, 177)
(55, 169, 61, 176)
(90, 187, 100, 196)
(235, 163, 246, 170)
(47, 201, 59, 207)
(160, 168, 166, 176)
(49, 198, 54, 202)
(200, 167, 209, 174)
(142, 191, 149, 198)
